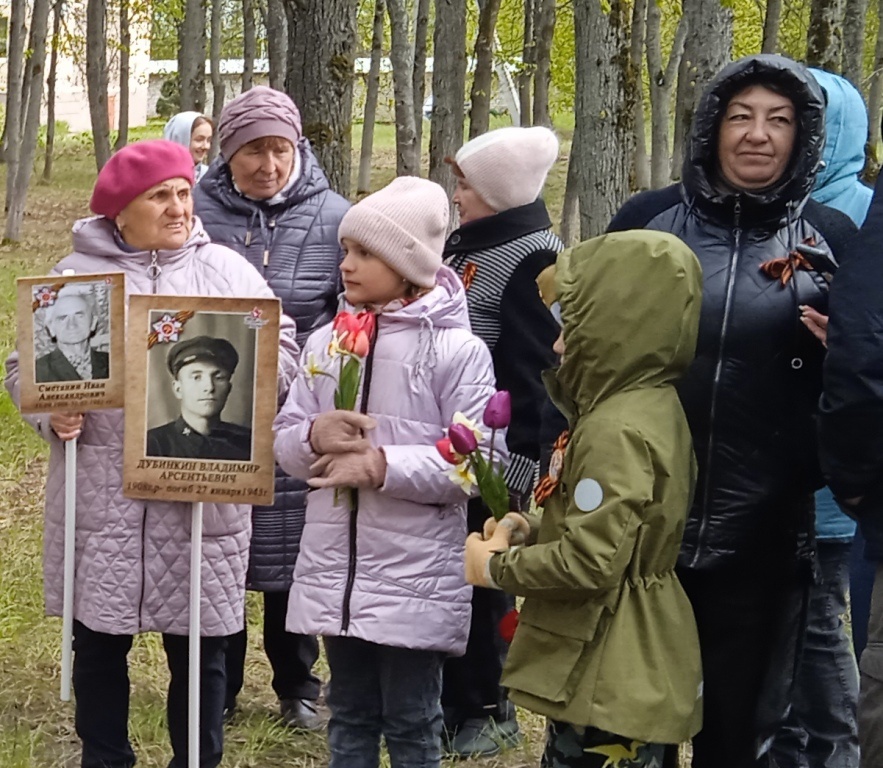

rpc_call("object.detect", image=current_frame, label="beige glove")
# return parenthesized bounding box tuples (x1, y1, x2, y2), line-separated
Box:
(482, 512, 530, 546)
(307, 448, 387, 489)
(465, 513, 527, 588)
(309, 410, 377, 454)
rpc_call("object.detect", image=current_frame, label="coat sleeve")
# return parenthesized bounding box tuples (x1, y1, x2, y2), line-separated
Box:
(273, 339, 322, 480)
(381, 335, 507, 506)
(489, 420, 654, 598)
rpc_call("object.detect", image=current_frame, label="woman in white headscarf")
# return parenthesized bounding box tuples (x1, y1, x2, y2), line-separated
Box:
(163, 111, 213, 182)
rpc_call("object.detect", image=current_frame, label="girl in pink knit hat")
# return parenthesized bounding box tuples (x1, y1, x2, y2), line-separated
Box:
(274, 176, 503, 768)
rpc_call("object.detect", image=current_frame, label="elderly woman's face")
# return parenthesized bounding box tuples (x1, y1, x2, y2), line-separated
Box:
(228, 137, 295, 199)
(115, 177, 194, 251)
(717, 84, 796, 191)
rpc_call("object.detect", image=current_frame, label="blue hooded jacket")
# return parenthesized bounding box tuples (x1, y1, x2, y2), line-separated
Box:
(810, 68, 872, 540)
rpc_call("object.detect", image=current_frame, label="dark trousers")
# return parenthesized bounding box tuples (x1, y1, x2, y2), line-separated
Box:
(541, 720, 670, 767)
(224, 589, 320, 708)
(858, 563, 883, 767)
(324, 636, 445, 768)
(772, 540, 859, 768)
(678, 564, 808, 768)
(850, 527, 876, 658)
(72, 620, 226, 768)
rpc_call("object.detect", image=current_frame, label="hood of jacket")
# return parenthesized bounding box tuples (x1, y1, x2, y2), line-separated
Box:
(555, 231, 702, 413)
(682, 54, 826, 224)
(809, 68, 872, 226)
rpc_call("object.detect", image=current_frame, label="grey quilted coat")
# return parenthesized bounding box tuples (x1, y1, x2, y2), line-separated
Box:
(193, 139, 349, 591)
(4, 216, 301, 636)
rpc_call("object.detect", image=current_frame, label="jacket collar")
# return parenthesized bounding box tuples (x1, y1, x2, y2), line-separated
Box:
(444, 198, 552, 255)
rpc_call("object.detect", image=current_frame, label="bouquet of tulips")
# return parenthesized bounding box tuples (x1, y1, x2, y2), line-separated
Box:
(436, 391, 511, 520)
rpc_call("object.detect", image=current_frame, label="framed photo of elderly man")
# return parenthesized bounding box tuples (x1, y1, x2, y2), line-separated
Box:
(16, 272, 126, 413)
(123, 294, 281, 506)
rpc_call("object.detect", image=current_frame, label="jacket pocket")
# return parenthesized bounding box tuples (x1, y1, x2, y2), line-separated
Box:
(503, 623, 589, 705)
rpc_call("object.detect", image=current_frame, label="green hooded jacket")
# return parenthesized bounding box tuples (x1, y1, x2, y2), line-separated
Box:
(489, 230, 704, 744)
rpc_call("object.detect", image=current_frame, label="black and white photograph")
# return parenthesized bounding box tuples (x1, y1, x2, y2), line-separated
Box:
(123, 294, 280, 506)
(16, 272, 126, 413)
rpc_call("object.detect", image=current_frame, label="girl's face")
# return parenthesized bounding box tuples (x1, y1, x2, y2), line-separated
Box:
(189, 120, 212, 165)
(340, 238, 409, 306)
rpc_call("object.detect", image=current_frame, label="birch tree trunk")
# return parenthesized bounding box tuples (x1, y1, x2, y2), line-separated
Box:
(285, 0, 358, 195)
(807, 0, 845, 71)
(865, 0, 883, 176)
(266, 0, 287, 90)
(6, 0, 50, 240)
(357, 0, 385, 194)
(630, 0, 649, 191)
(560, 129, 581, 246)
(532, 0, 556, 127)
(210, 0, 224, 161)
(469, 0, 503, 139)
(2, 0, 27, 168)
(647, 7, 687, 188)
(43, 0, 63, 181)
(672, 0, 732, 181)
(574, 0, 636, 237)
(86, 0, 111, 170)
(762, 0, 782, 53)
(386, 0, 419, 175)
(413, 0, 430, 152)
(242, 0, 256, 92)
(179, 0, 207, 111)
(842, 0, 868, 86)
(114, 0, 130, 151)
(429, 0, 467, 201)
(519, 0, 535, 126)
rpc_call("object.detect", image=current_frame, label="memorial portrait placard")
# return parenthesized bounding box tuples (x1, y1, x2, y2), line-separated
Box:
(123, 294, 281, 505)
(16, 272, 126, 413)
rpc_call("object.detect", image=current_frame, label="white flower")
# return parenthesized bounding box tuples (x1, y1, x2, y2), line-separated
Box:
(452, 411, 484, 443)
(326, 330, 344, 359)
(447, 460, 477, 495)
(303, 352, 326, 391)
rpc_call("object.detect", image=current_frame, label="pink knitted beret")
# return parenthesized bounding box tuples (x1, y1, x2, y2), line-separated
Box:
(90, 140, 195, 220)
(218, 86, 303, 161)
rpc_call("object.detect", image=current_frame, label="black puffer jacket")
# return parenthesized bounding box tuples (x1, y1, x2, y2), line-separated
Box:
(609, 55, 855, 570)
(194, 139, 349, 591)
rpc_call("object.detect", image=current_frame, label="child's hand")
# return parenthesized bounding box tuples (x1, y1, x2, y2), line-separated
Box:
(465, 515, 524, 588)
(307, 448, 387, 489)
(482, 513, 529, 546)
(309, 411, 377, 454)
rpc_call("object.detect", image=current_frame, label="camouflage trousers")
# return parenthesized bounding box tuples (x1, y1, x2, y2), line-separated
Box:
(541, 719, 667, 768)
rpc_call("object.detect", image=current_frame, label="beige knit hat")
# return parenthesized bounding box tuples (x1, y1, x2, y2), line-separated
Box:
(338, 177, 449, 288)
(454, 126, 559, 212)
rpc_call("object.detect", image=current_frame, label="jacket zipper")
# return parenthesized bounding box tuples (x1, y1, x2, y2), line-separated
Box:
(147, 250, 161, 294)
(691, 197, 742, 568)
(340, 316, 379, 634)
(263, 218, 276, 269)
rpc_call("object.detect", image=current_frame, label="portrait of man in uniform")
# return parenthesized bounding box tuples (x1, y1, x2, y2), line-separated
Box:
(35, 287, 109, 383)
(146, 335, 253, 460)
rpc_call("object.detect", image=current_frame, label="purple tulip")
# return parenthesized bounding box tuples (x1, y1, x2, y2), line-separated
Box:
(483, 391, 511, 429)
(449, 423, 478, 455)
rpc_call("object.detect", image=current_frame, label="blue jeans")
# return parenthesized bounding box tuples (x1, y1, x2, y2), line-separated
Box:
(771, 541, 859, 768)
(324, 636, 445, 768)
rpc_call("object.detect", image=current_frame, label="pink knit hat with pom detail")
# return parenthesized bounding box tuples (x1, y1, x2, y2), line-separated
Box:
(90, 140, 195, 220)
(454, 126, 559, 212)
(338, 177, 449, 288)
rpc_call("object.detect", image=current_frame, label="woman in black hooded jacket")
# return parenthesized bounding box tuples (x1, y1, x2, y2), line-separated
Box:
(607, 55, 855, 767)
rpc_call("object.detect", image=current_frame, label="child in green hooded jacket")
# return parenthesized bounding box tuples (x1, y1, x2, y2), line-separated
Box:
(465, 231, 704, 767)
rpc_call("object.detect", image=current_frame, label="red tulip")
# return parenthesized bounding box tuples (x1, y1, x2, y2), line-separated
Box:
(333, 311, 360, 338)
(448, 423, 478, 455)
(498, 608, 519, 643)
(483, 391, 511, 429)
(333, 311, 376, 357)
(350, 330, 371, 358)
(436, 437, 460, 465)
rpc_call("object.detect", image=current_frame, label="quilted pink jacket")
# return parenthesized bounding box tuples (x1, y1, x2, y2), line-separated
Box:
(5, 215, 300, 636)
(274, 267, 503, 656)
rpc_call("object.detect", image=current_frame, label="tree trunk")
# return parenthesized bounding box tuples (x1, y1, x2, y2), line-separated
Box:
(761, 0, 782, 53)
(242, 0, 256, 91)
(210, 0, 224, 161)
(429, 0, 467, 203)
(114, 0, 130, 151)
(266, 0, 287, 90)
(6, 0, 51, 240)
(2, 0, 27, 168)
(519, 0, 534, 126)
(86, 0, 111, 170)
(560, 129, 581, 246)
(865, 0, 883, 177)
(672, 0, 732, 181)
(630, 0, 649, 190)
(179, 0, 207, 111)
(357, 0, 385, 194)
(386, 0, 419, 175)
(43, 0, 63, 182)
(647, 8, 687, 188)
(469, 0, 503, 139)
(807, 0, 845, 71)
(532, 0, 556, 127)
(574, 0, 636, 237)
(842, 0, 868, 86)
(285, 0, 358, 195)
(412, 0, 430, 152)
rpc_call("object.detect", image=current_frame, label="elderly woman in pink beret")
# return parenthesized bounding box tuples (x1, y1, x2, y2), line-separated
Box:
(5, 139, 299, 768)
